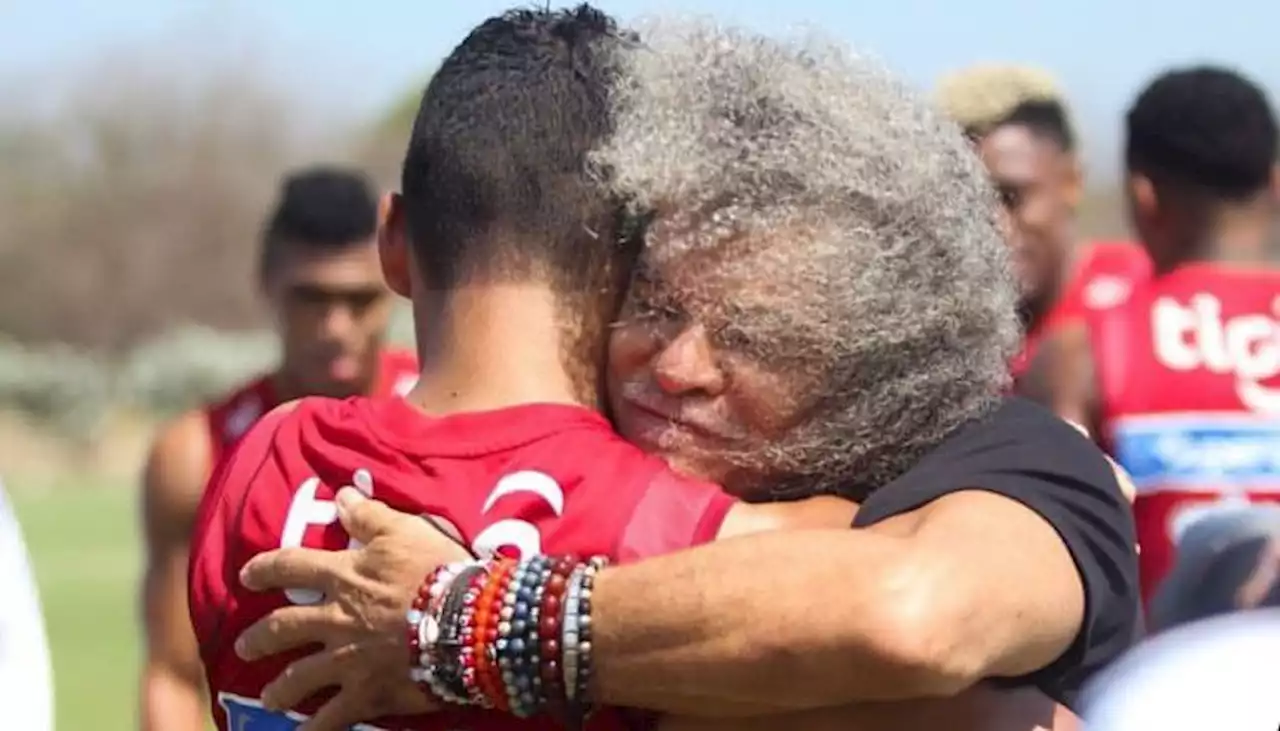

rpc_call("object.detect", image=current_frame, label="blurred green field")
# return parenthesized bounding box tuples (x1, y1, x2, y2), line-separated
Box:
(10, 477, 141, 731)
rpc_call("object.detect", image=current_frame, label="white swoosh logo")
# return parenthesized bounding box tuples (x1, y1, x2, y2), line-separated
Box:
(472, 470, 565, 558)
(482, 471, 564, 515)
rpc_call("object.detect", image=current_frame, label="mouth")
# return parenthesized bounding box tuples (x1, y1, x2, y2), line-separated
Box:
(621, 397, 724, 443)
(324, 353, 362, 382)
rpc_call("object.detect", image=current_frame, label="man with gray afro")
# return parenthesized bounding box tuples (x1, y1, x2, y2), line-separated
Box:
(597, 22, 1020, 498)
(227, 13, 1138, 731)
(582, 20, 1134, 713)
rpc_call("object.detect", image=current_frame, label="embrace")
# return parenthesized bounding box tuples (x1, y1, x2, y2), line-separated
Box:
(187, 6, 1139, 731)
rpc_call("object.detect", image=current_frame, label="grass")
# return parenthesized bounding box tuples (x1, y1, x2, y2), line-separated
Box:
(8, 476, 141, 731)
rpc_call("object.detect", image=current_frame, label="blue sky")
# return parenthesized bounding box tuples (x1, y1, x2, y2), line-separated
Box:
(4, 0, 1279, 174)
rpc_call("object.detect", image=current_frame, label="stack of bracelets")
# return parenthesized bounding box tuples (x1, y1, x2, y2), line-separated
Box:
(407, 555, 608, 729)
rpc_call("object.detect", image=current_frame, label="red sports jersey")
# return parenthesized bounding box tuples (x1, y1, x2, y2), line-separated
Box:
(204, 348, 419, 466)
(1011, 241, 1152, 382)
(189, 397, 736, 730)
(1089, 263, 1280, 605)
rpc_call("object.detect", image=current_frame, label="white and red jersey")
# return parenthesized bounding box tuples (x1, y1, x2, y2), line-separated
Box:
(1012, 241, 1152, 383)
(1089, 263, 1280, 605)
(189, 397, 735, 731)
(203, 348, 419, 467)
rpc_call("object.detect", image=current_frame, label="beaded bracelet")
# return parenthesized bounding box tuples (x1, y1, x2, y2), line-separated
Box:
(407, 554, 607, 722)
(406, 563, 456, 701)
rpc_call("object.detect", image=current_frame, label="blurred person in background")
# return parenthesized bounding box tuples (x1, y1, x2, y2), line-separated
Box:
(1147, 505, 1280, 629)
(138, 167, 418, 731)
(936, 66, 1151, 395)
(1035, 65, 1280, 618)
(1081, 607, 1280, 729)
(0, 478, 53, 731)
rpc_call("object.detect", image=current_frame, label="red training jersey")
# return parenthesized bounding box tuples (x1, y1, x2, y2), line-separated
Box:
(1089, 263, 1280, 606)
(203, 348, 419, 467)
(189, 397, 736, 731)
(1011, 241, 1152, 382)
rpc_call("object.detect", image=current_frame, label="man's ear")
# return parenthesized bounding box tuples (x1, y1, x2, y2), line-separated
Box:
(1128, 172, 1159, 221)
(378, 192, 412, 298)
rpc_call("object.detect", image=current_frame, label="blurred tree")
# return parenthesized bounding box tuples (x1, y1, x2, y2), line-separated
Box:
(0, 56, 312, 351)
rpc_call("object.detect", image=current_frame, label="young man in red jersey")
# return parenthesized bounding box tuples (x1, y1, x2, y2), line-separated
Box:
(140, 167, 418, 731)
(936, 66, 1151, 394)
(189, 10, 751, 730)
(1035, 66, 1280, 618)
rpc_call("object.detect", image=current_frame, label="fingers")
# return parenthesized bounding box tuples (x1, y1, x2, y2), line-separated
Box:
(241, 546, 346, 593)
(335, 487, 408, 544)
(297, 689, 362, 731)
(1062, 418, 1136, 504)
(261, 647, 344, 715)
(420, 512, 470, 550)
(1109, 458, 1137, 504)
(236, 603, 347, 661)
(1063, 419, 1090, 438)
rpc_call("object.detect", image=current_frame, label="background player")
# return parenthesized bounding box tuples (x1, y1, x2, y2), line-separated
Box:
(936, 65, 1151, 392)
(1035, 65, 1280, 615)
(140, 167, 418, 731)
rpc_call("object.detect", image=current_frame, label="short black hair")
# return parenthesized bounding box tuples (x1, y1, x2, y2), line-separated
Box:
(1125, 66, 1278, 200)
(400, 4, 635, 295)
(399, 4, 638, 396)
(260, 166, 378, 281)
(997, 99, 1075, 152)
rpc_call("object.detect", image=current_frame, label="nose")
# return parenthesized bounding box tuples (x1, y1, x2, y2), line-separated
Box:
(997, 206, 1024, 252)
(319, 302, 356, 341)
(652, 324, 726, 396)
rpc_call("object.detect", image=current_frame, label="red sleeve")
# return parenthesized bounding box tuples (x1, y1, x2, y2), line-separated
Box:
(613, 470, 737, 564)
(1049, 243, 1151, 331)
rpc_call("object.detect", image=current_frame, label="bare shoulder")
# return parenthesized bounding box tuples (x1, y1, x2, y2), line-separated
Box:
(142, 408, 213, 540)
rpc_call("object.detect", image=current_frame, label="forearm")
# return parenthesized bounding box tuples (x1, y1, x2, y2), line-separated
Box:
(141, 663, 207, 731)
(140, 559, 207, 731)
(591, 529, 981, 716)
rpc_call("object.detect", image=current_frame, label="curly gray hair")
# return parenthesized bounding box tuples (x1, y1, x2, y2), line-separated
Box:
(594, 19, 1021, 498)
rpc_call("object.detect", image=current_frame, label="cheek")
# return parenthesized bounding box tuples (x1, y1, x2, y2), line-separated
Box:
(727, 365, 812, 439)
(607, 323, 658, 384)
(276, 301, 319, 340)
(358, 298, 394, 336)
(1023, 192, 1060, 228)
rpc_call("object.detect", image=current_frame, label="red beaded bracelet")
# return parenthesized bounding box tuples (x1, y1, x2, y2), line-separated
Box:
(538, 557, 578, 718)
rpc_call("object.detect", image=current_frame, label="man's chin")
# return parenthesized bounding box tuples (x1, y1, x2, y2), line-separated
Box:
(305, 375, 369, 400)
(648, 446, 721, 483)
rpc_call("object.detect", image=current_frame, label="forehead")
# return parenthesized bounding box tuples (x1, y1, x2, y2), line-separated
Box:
(269, 239, 383, 289)
(977, 124, 1060, 182)
(644, 236, 804, 309)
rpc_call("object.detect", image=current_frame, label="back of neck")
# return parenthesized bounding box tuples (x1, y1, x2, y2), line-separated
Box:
(1158, 198, 1275, 275)
(408, 284, 592, 416)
